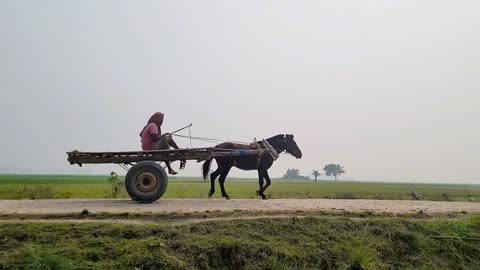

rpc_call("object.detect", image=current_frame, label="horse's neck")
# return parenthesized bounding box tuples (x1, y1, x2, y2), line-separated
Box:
(266, 135, 285, 152)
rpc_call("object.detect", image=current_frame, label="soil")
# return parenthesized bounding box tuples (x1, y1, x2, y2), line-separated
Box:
(1, 199, 479, 215)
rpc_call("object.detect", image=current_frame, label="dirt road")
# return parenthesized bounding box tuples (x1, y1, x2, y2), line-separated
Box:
(1, 199, 479, 215)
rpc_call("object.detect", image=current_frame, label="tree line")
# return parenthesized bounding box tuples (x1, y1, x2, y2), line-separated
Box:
(282, 164, 346, 181)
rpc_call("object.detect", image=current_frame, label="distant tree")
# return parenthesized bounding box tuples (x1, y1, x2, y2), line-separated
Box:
(283, 168, 301, 179)
(323, 164, 346, 181)
(312, 170, 321, 181)
(282, 169, 309, 180)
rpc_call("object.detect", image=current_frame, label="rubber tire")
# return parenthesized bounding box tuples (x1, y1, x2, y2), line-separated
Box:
(125, 161, 168, 203)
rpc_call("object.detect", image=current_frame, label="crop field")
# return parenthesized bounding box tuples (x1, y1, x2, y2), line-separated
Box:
(0, 174, 479, 201)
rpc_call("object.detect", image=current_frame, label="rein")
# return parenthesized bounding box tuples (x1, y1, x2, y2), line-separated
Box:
(172, 134, 250, 145)
(172, 133, 295, 157)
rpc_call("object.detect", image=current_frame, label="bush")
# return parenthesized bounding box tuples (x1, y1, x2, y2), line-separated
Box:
(105, 172, 123, 199)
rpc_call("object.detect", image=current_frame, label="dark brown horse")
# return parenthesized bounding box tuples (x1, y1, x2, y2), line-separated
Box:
(202, 134, 302, 200)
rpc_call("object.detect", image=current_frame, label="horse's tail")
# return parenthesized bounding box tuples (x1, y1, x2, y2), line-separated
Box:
(202, 159, 212, 181)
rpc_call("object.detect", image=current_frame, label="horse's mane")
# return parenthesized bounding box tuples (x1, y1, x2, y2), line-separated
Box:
(266, 134, 285, 141)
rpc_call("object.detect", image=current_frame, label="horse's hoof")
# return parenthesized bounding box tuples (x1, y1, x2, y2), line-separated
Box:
(225, 196, 231, 200)
(208, 191, 214, 198)
(256, 190, 260, 196)
(261, 195, 268, 200)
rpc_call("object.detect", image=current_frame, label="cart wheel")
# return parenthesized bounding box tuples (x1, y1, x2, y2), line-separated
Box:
(125, 161, 168, 203)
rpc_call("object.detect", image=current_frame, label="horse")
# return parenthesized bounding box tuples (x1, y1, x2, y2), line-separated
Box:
(202, 134, 302, 200)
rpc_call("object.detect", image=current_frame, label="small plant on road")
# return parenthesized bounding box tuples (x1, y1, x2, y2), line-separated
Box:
(106, 171, 123, 199)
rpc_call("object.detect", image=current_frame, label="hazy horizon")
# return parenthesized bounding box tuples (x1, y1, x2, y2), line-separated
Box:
(1, 1, 479, 184)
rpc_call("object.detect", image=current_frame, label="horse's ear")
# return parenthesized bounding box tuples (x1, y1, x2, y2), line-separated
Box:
(287, 134, 294, 138)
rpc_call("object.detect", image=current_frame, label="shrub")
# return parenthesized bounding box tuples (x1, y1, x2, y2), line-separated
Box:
(106, 172, 123, 199)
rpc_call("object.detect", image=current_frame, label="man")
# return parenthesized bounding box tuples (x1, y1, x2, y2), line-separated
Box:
(140, 112, 181, 175)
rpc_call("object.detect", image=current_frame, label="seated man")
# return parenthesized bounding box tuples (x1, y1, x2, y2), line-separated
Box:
(140, 112, 181, 175)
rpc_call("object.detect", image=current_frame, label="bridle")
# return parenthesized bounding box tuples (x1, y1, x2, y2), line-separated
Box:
(283, 135, 299, 157)
(262, 135, 299, 158)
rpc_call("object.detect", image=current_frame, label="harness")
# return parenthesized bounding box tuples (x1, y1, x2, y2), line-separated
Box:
(262, 139, 280, 161)
(250, 138, 281, 169)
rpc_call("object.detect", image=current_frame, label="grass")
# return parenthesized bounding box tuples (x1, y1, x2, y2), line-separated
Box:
(1, 174, 478, 269)
(0, 215, 479, 269)
(24, 245, 72, 270)
(0, 174, 479, 201)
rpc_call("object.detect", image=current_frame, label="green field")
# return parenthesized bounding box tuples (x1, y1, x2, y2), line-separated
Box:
(0, 216, 479, 269)
(0, 174, 479, 201)
(1, 175, 480, 269)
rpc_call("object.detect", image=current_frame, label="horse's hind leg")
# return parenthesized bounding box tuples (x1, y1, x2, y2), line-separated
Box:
(208, 161, 222, 198)
(218, 165, 233, 200)
(256, 170, 265, 197)
(259, 170, 271, 200)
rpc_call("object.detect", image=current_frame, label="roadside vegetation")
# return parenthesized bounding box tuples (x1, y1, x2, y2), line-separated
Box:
(1, 174, 479, 202)
(0, 215, 479, 269)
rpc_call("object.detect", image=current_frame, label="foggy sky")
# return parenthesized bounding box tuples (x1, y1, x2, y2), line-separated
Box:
(1, 1, 479, 183)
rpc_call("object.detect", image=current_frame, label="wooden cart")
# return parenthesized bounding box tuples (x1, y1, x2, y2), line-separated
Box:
(67, 148, 264, 203)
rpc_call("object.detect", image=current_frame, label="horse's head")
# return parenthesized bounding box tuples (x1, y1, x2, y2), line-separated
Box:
(284, 134, 302, 159)
(266, 134, 303, 159)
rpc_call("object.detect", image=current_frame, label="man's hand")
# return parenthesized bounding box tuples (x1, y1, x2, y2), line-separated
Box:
(151, 133, 163, 142)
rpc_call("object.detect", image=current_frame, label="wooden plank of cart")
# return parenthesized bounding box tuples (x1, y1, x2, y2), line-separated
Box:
(67, 147, 266, 203)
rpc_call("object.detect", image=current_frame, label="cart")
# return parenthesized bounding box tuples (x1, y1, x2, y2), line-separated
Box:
(67, 147, 264, 203)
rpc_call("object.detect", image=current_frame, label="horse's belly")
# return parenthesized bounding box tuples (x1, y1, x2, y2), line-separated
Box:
(233, 158, 258, 171)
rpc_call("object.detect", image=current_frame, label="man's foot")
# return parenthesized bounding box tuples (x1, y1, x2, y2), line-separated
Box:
(168, 169, 178, 175)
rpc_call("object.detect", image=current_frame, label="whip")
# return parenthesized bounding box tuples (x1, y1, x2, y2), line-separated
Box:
(170, 123, 193, 135)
